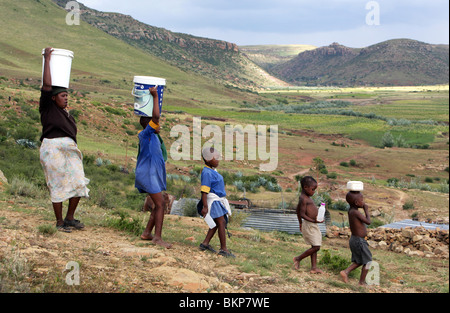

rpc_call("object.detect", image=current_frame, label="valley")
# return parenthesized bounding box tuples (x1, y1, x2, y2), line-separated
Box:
(0, 0, 448, 295)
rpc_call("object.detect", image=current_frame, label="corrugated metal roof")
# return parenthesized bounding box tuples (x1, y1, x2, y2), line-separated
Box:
(171, 201, 328, 235)
(242, 209, 328, 235)
(381, 219, 449, 231)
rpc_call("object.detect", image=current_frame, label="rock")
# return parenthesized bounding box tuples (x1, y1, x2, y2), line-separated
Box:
(217, 282, 232, 291)
(147, 256, 178, 266)
(424, 252, 435, 258)
(327, 225, 448, 259)
(326, 230, 338, 238)
(419, 244, 432, 253)
(412, 235, 423, 243)
(237, 272, 259, 281)
(0, 170, 7, 191)
(406, 249, 424, 257)
(0, 170, 7, 184)
(120, 246, 161, 257)
(402, 228, 415, 239)
(371, 209, 382, 217)
(149, 266, 215, 292)
(433, 246, 448, 255)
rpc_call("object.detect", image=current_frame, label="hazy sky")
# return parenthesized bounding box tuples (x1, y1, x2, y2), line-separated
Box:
(79, 0, 449, 47)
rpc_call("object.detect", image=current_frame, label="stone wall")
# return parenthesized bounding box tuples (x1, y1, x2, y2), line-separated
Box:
(326, 225, 449, 259)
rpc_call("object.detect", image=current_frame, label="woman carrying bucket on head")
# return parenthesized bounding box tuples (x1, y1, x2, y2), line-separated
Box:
(133, 76, 172, 249)
(39, 47, 90, 233)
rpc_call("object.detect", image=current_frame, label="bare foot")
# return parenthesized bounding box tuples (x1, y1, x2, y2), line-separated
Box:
(293, 257, 300, 270)
(358, 281, 369, 287)
(340, 270, 349, 283)
(152, 237, 173, 249)
(140, 233, 154, 241)
(310, 268, 323, 274)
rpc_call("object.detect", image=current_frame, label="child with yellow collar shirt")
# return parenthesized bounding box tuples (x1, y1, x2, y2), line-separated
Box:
(198, 147, 234, 258)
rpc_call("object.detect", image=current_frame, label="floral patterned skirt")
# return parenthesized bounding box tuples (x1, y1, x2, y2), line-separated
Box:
(40, 137, 90, 203)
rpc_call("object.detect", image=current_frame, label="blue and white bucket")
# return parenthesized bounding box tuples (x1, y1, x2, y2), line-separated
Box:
(132, 76, 166, 117)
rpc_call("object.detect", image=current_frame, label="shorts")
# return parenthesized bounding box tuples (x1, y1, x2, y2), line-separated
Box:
(349, 235, 373, 265)
(302, 220, 322, 246)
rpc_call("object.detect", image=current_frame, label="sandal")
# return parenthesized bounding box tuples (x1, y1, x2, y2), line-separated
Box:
(64, 219, 85, 229)
(199, 243, 217, 253)
(56, 224, 72, 233)
(218, 249, 236, 258)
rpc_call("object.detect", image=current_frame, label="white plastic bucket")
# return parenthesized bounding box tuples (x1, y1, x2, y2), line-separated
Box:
(41, 48, 74, 88)
(347, 181, 364, 191)
(132, 76, 166, 117)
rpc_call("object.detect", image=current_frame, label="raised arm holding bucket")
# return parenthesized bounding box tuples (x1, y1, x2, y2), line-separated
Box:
(134, 84, 172, 249)
(39, 47, 90, 233)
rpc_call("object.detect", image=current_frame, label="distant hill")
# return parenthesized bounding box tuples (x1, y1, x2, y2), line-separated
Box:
(240, 44, 317, 70)
(0, 0, 205, 96)
(52, 0, 286, 89)
(270, 39, 449, 86)
(0, 0, 272, 114)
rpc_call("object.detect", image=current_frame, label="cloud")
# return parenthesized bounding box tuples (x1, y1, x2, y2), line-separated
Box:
(79, 0, 449, 46)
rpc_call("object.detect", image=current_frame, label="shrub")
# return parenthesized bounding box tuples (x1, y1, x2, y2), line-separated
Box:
(69, 109, 82, 122)
(37, 224, 57, 235)
(313, 157, 326, 172)
(12, 126, 39, 141)
(319, 250, 355, 276)
(312, 192, 332, 207)
(332, 200, 349, 211)
(105, 210, 143, 237)
(95, 158, 103, 166)
(402, 201, 415, 210)
(89, 186, 117, 209)
(9, 177, 44, 198)
(229, 210, 249, 227)
(381, 132, 395, 148)
(183, 199, 199, 217)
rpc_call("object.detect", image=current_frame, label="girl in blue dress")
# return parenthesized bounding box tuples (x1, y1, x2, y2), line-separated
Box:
(135, 87, 172, 249)
(199, 147, 234, 257)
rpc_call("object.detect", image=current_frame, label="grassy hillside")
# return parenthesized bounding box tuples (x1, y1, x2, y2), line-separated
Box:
(0, 0, 260, 107)
(51, 0, 286, 90)
(271, 40, 449, 86)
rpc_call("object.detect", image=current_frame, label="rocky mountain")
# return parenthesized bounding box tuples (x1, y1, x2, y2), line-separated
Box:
(52, 0, 286, 89)
(270, 39, 449, 86)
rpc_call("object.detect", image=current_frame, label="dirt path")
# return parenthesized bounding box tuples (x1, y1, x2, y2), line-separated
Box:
(0, 202, 360, 293)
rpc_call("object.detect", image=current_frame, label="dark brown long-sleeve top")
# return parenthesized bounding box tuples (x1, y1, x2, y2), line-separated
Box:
(39, 89, 77, 143)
